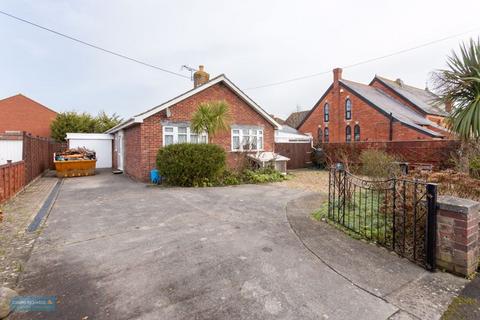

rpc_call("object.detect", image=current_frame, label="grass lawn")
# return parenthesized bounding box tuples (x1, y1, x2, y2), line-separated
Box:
(313, 190, 393, 245)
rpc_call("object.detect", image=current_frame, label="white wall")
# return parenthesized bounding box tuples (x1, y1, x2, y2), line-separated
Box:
(0, 140, 23, 165)
(67, 133, 113, 168)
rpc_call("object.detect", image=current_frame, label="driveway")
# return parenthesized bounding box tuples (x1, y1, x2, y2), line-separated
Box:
(11, 172, 462, 319)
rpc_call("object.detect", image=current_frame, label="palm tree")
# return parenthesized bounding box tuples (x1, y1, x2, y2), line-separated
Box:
(191, 100, 231, 143)
(433, 38, 480, 140)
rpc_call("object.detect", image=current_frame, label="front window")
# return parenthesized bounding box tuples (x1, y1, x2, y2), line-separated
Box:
(354, 125, 360, 141)
(346, 126, 352, 142)
(232, 128, 263, 151)
(345, 98, 352, 120)
(324, 103, 330, 122)
(324, 127, 329, 143)
(162, 126, 207, 146)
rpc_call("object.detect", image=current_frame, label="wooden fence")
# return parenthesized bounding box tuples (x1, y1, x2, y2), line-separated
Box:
(0, 161, 25, 203)
(22, 133, 66, 184)
(275, 143, 312, 169)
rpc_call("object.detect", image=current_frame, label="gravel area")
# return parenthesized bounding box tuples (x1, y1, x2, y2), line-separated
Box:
(275, 168, 330, 194)
(0, 175, 58, 288)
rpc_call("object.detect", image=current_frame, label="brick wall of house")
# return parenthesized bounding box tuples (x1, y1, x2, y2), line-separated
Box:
(298, 81, 435, 144)
(122, 82, 275, 181)
(0, 94, 57, 138)
(124, 125, 143, 180)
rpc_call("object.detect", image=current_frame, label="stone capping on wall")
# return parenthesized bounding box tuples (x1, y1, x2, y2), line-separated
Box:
(437, 196, 480, 214)
(436, 195, 480, 277)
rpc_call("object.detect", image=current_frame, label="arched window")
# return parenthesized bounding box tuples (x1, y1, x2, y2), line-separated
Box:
(324, 103, 330, 122)
(317, 128, 323, 143)
(346, 126, 352, 142)
(324, 127, 329, 143)
(354, 125, 360, 141)
(345, 98, 352, 120)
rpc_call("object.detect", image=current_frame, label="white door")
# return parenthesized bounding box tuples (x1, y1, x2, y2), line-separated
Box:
(117, 131, 124, 171)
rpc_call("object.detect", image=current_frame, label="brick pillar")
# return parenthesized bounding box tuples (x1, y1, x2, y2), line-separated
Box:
(436, 195, 480, 276)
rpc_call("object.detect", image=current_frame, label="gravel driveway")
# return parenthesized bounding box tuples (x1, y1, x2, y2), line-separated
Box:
(11, 171, 402, 320)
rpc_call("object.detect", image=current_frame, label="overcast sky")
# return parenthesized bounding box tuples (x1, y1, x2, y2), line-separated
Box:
(1, 0, 479, 120)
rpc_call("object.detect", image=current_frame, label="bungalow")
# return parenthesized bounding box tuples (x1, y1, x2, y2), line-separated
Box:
(106, 66, 281, 181)
(297, 68, 450, 144)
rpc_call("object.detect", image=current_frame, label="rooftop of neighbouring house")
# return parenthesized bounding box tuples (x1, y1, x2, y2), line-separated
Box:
(285, 110, 309, 128)
(340, 79, 443, 137)
(372, 75, 448, 117)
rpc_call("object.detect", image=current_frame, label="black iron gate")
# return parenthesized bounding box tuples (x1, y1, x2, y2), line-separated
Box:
(328, 164, 437, 270)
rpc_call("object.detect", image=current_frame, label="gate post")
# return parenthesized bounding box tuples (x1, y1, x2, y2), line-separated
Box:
(425, 183, 438, 271)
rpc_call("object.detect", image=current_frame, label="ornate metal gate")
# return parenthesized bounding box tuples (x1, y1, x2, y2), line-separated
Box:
(328, 164, 437, 270)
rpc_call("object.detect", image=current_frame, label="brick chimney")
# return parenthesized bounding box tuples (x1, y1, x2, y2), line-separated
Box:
(193, 65, 210, 88)
(333, 68, 343, 88)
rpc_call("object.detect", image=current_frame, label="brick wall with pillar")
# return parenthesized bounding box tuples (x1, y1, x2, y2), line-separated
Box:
(436, 196, 480, 277)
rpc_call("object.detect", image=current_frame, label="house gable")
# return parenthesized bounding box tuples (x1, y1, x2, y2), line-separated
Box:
(0, 94, 57, 138)
(107, 75, 280, 134)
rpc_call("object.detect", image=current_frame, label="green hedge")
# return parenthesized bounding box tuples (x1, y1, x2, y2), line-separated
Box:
(156, 143, 226, 186)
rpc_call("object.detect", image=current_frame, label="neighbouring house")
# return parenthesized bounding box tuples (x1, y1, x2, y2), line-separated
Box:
(297, 68, 451, 145)
(0, 94, 57, 138)
(106, 66, 282, 181)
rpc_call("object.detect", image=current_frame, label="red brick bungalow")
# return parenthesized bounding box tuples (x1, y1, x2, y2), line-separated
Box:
(297, 68, 450, 145)
(106, 66, 281, 181)
(0, 94, 57, 138)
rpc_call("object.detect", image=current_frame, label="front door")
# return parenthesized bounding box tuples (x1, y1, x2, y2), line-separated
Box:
(116, 131, 124, 171)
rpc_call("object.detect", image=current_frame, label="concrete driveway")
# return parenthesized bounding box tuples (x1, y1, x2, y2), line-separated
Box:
(11, 172, 460, 319)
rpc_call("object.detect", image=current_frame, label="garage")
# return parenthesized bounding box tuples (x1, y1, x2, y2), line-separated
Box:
(66, 133, 113, 168)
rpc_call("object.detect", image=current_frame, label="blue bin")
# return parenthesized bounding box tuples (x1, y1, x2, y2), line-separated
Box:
(150, 169, 160, 184)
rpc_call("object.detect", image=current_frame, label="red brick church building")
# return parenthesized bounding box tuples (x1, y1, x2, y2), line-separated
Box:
(297, 68, 450, 144)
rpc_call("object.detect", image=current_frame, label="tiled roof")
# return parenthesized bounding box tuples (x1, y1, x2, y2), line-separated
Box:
(374, 76, 448, 116)
(340, 79, 443, 137)
(285, 111, 309, 128)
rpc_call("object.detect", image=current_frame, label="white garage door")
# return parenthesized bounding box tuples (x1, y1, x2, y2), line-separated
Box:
(66, 133, 113, 168)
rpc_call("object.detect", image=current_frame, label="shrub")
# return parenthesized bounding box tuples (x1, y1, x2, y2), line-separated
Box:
(359, 149, 400, 178)
(156, 143, 226, 187)
(469, 156, 480, 179)
(241, 168, 286, 184)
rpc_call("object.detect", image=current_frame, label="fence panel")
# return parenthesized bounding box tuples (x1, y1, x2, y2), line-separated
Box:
(275, 143, 312, 169)
(0, 161, 25, 203)
(328, 165, 437, 270)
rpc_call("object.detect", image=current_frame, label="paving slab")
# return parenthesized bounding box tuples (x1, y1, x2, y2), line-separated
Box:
(12, 172, 398, 320)
(286, 193, 468, 319)
(0, 174, 58, 288)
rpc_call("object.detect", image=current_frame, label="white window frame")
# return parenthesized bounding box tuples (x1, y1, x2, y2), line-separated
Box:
(231, 128, 264, 152)
(162, 125, 207, 146)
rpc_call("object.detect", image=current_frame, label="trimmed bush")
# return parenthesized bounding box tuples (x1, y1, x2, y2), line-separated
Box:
(156, 143, 226, 187)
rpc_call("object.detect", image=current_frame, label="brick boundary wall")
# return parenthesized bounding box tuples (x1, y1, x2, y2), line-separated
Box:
(436, 196, 480, 276)
(0, 160, 25, 204)
(321, 140, 460, 170)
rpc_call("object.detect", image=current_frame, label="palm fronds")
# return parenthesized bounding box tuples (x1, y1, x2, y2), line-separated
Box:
(191, 100, 231, 142)
(433, 38, 480, 140)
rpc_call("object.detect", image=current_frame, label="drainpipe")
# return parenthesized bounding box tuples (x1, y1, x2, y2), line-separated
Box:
(389, 113, 393, 141)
